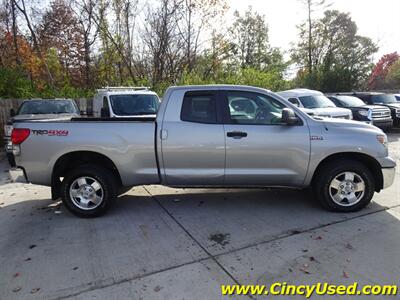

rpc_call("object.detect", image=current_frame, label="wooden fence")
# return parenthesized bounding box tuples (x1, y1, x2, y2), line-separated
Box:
(0, 98, 93, 142)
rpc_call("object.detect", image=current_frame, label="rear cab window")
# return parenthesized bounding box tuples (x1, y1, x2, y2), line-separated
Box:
(180, 91, 218, 124)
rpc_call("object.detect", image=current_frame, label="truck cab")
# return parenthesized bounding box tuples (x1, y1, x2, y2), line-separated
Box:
(93, 87, 160, 118)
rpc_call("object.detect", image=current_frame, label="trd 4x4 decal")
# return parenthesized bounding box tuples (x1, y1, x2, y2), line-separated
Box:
(32, 130, 69, 136)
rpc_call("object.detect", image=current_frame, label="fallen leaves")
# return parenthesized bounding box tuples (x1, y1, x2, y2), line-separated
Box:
(345, 243, 354, 250)
(299, 267, 311, 274)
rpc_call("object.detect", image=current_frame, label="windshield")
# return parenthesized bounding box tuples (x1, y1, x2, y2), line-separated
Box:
(371, 94, 397, 104)
(335, 96, 365, 107)
(298, 95, 335, 108)
(18, 100, 79, 115)
(109, 94, 160, 116)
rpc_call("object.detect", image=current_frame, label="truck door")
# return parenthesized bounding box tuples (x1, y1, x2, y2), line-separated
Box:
(160, 90, 225, 186)
(221, 90, 310, 186)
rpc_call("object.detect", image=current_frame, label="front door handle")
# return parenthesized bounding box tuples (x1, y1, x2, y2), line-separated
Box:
(227, 131, 247, 139)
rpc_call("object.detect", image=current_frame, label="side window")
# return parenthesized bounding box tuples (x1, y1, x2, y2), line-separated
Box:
(330, 98, 341, 106)
(103, 96, 110, 111)
(225, 91, 286, 125)
(181, 91, 217, 124)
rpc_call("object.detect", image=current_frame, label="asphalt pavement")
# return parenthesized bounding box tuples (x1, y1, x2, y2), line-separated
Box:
(0, 131, 399, 299)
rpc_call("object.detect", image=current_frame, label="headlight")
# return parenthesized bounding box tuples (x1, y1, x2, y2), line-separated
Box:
(358, 110, 368, 116)
(376, 134, 387, 145)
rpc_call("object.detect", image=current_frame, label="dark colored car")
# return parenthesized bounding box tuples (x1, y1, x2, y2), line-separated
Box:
(4, 99, 80, 166)
(339, 92, 400, 127)
(327, 94, 393, 131)
(395, 94, 400, 101)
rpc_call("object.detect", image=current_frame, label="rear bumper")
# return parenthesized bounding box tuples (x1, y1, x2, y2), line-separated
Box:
(9, 167, 28, 183)
(382, 167, 396, 189)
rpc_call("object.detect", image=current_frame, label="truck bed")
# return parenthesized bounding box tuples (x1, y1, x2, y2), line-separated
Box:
(13, 119, 159, 187)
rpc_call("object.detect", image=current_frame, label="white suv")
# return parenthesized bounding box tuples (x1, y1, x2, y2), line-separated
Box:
(277, 88, 353, 119)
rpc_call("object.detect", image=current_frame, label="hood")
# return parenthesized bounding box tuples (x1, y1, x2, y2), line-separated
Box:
(360, 104, 389, 110)
(299, 107, 352, 117)
(320, 118, 381, 131)
(384, 103, 400, 109)
(11, 113, 80, 121)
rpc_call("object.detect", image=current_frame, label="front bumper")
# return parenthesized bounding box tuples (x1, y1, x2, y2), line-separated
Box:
(373, 119, 393, 129)
(382, 168, 396, 189)
(9, 167, 28, 183)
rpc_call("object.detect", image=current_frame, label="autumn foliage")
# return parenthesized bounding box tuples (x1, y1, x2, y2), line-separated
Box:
(368, 52, 400, 90)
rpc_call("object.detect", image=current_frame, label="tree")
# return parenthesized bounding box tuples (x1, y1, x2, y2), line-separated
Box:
(72, 0, 98, 87)
(177, 0, 227, 71)
(368, 52, 399, 90)
(13, 0, 55, 87)
(228, 6, 285, 73)
(142, 0, 184, 87)
(299, 0, 330, 74)
(292, 10, 378, 91)
(385, 59, 400, 89)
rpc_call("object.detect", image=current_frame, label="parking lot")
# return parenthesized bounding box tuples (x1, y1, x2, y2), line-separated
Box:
(0, 131, 399, 299)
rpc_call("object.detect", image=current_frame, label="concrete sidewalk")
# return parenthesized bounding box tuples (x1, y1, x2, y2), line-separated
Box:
(0, 132, 399, 299)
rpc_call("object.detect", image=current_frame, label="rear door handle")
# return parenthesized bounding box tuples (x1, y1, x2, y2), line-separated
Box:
(227, 131, 247, 138)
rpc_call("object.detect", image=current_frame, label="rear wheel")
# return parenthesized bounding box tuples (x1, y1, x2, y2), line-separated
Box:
(314, 160, 375, 212)
(61, 165, 117, 217)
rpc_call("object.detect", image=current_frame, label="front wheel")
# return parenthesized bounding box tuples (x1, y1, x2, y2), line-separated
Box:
(61, 165, 117, 217)
(313, 160, 375, 212)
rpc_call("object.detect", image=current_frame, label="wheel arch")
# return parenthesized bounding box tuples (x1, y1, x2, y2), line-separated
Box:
(51, 151, 122, 200)
(312, 152, 383, 192)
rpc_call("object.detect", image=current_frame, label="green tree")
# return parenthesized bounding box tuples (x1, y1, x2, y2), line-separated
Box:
(228, 6, 285, 73)
(386, 59, 400, 89)
(292, 10, 378, 91)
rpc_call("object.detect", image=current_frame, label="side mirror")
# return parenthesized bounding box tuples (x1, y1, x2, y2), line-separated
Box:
(10, 109, 16, 117)
(100, 107, 109, 118)
(282, 108, 299, 125)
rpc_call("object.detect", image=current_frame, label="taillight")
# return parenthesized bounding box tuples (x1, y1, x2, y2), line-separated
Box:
(11, 128, 30, 145)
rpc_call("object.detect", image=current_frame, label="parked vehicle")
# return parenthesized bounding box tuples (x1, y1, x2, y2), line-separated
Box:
(341, 92, 400, 127)
(277, 89, 353, 120)
(10, 85, 395, 217)
(4, 99, 80, 167)
(92, 87, 160, 118)
(326, 94, 392, 131)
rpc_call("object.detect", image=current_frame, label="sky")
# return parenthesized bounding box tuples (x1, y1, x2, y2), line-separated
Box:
(226, 0, 400, 61)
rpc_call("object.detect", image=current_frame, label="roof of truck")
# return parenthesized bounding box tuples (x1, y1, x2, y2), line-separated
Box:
(166, 84, 272, 93)
(95, 87, 158, 96)
(276, 89, 323, 98)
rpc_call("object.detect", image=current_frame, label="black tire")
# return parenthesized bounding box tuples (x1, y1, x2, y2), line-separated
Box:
(313, 160, 375, 212)
(60, 164, 117, 218)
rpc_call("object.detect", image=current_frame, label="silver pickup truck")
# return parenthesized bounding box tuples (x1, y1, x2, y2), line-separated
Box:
(10, 85, 396, 217)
